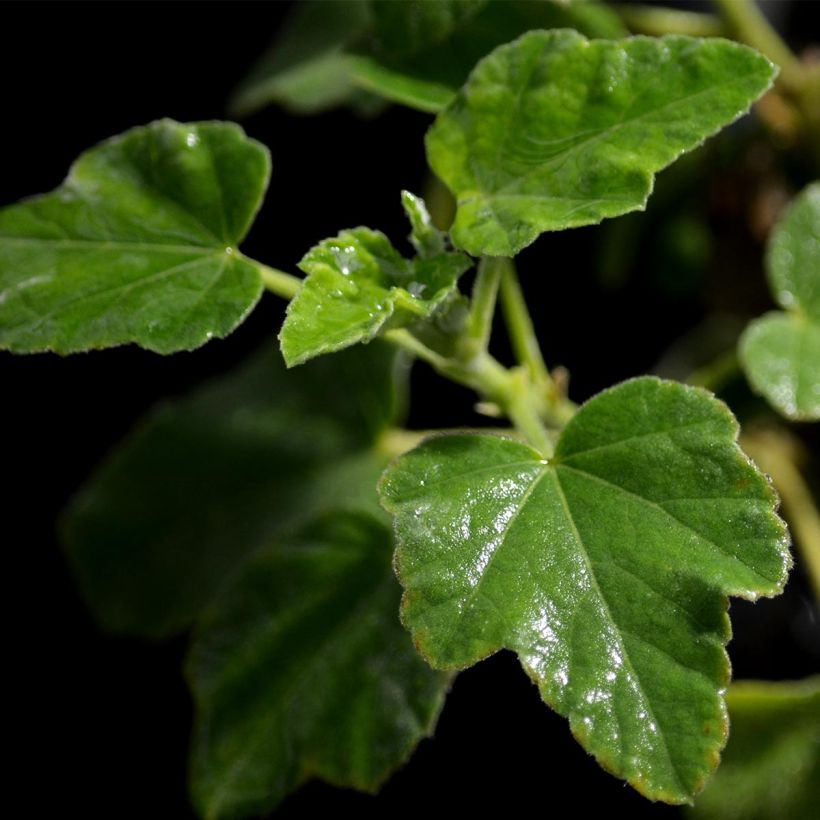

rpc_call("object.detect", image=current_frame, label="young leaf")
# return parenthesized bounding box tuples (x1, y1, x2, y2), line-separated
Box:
(0, 120, 270, 354)
(63, 342, 401, 638)
(279, 219, 471, 367)
(379, 377, 791, 804)
(187, 511, 450, 819)
(689, 678, 820, 820)
(740, 183, 820, 420)
(426, 30, 777, 256)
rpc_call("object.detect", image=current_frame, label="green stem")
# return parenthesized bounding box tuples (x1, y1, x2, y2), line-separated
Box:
(385, 329, 555, 455)
(500, 261, 577, 425)
(688, 348, 740, 393)
(714, 0, 803, 91)
(618, 4, 726, 37)
(256, 262, 302, 300)
(465, 257, 506, 355)
(500, 261, 552, 391)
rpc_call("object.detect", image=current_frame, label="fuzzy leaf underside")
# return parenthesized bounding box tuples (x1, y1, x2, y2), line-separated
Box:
(426, 30, 777, 256)
(380, 377, 791, 803)
(279, 223, 470, 367)
(0, 120, 271, 354)
(63, 343, 400, 638)
(689, 678, 820, 820)
(187, 512, 451, 819)
(740, 183, 820, 420)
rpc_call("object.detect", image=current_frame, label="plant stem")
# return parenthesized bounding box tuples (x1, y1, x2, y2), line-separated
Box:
(385, 329, 555, 455)
(741, 428, 820, 602)
(499, 261, 576, 425)
(617, 4, 726, 38)
(500, 261, 551, 390)
(465, 257, 506, 355)
(714, 0, 803, 91)
(256, 262, 302, 300)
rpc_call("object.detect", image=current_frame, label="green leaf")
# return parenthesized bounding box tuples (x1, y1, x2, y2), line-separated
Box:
(62, 342, 401, 638)
(740, 183, 820, 420)
(740, 313, 820, 420)
(426, 30, 777, 256)
(187, 511, 450, 819)
(689, 678, 820, 820)
(228, 0, 373, 117)
(369, 0, 489, 57)
(379, 377, 791, 803)
(401, 190, 446, 256)
(0, 120, 270, 354)
(279, 216, 471, 367)
(350, 0, 627, 114)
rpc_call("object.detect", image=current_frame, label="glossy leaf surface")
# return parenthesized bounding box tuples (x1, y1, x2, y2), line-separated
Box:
(63, 343, 400, 638)
(740, 183, 820, 419)
(0, 120, 270, 354)
(280, 221, 471, 367)
(380, 377, 791, 803)
(426, 31, 776, 255)
(188, 511, 450, 819)
(690, 678, 820, 820)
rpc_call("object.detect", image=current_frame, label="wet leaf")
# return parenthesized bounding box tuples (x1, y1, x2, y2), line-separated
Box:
(426, 30, 776, 255)
(279, 213, 471, 367)
(188, 511, 450, 819)
(0, 120, 270, 354)
(63, 343, 401, 638)
(740, 183, 820, 420)
(380, 377, 791, 803)
(690, 678, 820, 820)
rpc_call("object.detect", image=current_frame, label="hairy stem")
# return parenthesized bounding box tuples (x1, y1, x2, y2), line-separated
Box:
(385, 329, 555, 455)
(256, 262, 302, 300)
(500, 261, 576, 425)
(465, 257, 506, 355)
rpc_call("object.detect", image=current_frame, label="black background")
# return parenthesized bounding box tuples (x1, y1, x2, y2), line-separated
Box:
(2, 2, 818, 817)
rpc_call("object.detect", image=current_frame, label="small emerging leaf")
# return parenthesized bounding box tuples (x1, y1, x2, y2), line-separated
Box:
(280, 208, 471, 366)
(689, 678, 820, 820)
(380, 377, 791, 803)
(187, 511, 450, 819)
(0, 120, 270, 354)
(63, 342, 401, 638)
(427, 30, 777, 255)
(740, 183, 820, 420)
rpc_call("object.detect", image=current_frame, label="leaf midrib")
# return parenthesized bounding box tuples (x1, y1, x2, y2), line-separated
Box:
(550, 468, 688, 796)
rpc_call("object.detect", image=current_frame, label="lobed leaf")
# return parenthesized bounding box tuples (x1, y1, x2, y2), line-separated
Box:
(379, 376, 791, 803)
(63, 342, 401, 638)
(0, 120, 270, 354)
(689, 678, 820, 820)
(279, 211, 471, 367)
(187, 511, 450, 819)
(740, 183, 820, 420)
(426, 30, 777, 255)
